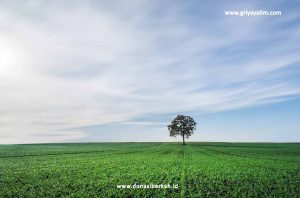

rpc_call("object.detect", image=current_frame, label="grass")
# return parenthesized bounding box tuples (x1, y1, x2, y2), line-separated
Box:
(0, 142, 299, 197)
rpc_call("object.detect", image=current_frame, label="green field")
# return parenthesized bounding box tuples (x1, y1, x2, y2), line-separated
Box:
(0, 143, 299, 197)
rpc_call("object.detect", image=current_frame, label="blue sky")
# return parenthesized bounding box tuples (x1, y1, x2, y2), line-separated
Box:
(0, 0, 300, 143)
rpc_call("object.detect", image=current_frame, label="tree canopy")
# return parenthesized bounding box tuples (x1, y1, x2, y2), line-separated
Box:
(168, 115, 197, 145)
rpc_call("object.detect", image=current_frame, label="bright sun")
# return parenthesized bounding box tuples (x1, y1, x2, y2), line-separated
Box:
(0, 38, 21, 75)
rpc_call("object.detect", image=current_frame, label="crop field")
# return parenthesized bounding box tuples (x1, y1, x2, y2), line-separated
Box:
(0, 142, 299, 197)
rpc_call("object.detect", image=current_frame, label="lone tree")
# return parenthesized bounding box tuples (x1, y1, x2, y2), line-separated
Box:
(168, 115, 197, 145)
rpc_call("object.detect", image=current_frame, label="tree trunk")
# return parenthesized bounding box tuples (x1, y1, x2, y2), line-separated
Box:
(182, 134, 185, 145)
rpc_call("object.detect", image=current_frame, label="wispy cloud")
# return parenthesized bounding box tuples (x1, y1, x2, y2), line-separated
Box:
(0, 1, 300, 143)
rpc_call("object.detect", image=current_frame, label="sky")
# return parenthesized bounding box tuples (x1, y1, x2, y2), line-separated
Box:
(0, 0, 300, 144)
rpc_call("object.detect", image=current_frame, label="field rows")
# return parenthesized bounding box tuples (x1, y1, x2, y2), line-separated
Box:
(0, 143, 299, 197)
